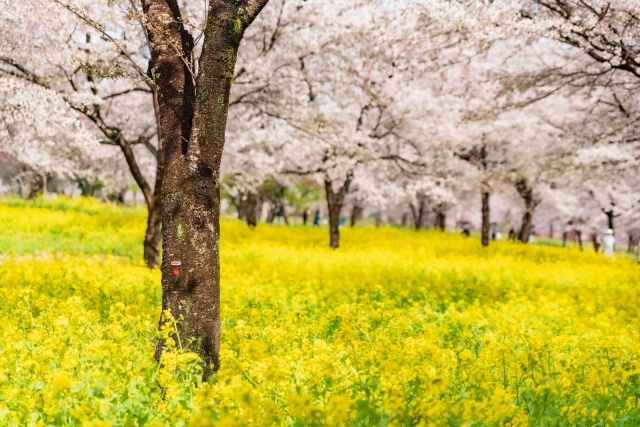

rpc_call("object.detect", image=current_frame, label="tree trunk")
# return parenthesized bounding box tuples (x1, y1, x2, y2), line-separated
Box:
(143, 199, 162, 267)
(481, 190, 490, 247)
(605, 210, 615, 231)
(266, 205, 276, 223)
(143, 152, 165, 268)
(42, 173, 48, 199)
(244, 192, 258, 227)
(409, 198, 426, 230)
(144, 0, 268, 380)
(234, 194, 245, 221)
(515, 179, 540, 243)
(518, 209, 534, 243)
(434, 207, 446, 231)
(325, 174, 352, 249)
(350, 205, 363, 227)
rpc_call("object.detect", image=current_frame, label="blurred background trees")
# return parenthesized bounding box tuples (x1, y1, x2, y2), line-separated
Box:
(0, 0, 638, 251)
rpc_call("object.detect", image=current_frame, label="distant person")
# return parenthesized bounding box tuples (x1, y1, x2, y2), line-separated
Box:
(302, 209, 309, 226)
(273, 205, 287, 224)
(313, 209, 321, 226)
(603, 229, 615, 257)
(508, 228, 516, 241)
(461, 221, 470, 237)
(528, 229, 536, 244)
(490, 222, 498, 240)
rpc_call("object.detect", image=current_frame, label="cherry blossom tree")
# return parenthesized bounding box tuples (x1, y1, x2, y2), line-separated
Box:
(0, 0, 162, 266)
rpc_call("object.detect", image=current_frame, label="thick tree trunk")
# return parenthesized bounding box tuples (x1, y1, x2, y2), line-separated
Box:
(144, 0, 268, 380)
(325, 174, 352, 249)
(481, 190, 490, 247)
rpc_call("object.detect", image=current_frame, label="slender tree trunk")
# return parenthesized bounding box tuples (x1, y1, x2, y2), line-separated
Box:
(481, 190, 490, 247)
(518, 209, 534, 243)
(42, 173, 47, 199)
(350, 205, 363, 227)
(144, 0, 268, 380)
(325, 174, 352, 249)
(234, 191, 258, 227)
(266, 205, 276, 223)
(605, 210, 615, 231)
(143, 150, 165, 268)
(234, 194, 245, 220)
(143, 199, 162, 267)
(515, 179, 540, 243)
(244, 192, 258, 227)
(434, 207, 446, 231)
(115, 130, 164, 268)
(409, 199, 426, 230)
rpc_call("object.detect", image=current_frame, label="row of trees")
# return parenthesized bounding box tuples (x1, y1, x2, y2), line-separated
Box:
(1, 0, 638, 376)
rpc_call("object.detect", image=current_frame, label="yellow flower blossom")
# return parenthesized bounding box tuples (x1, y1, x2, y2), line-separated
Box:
(0, 196, 639, 425)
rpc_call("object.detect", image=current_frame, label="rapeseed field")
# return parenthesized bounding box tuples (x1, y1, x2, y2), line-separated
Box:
(0, 197, 639, 426)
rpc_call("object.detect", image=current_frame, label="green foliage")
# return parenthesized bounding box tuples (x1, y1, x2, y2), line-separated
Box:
(283, 180, 323, 211)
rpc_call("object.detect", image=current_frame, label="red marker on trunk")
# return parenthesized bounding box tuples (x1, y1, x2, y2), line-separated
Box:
(170, 259, 182, 276)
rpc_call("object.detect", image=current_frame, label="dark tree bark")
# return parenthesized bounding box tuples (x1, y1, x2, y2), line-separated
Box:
(142, 147, 166, 267)
(143, 199, 162, 267)
(350, 204, 363, 227)
(244, 192, 259, 227)
(481, 190, 490, 247)
(604, 209, 616, 231)
(143, 0, 269, 380)
(456, 143, 492, 246)
(325, 173, 352, 249)
(434, 206, 446, 231)
(234, 191, 259, 227)
(409, 198, 426, 230)
(591, 233, 601, 253)
(515, 179, 541, 243)
(628, 228, 640, 253)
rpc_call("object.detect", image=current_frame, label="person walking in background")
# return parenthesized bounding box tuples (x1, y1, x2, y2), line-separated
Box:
(313, 209, 321, 226)
(603, 228, 615, 257)
(302, 209, 309, 226)
(461, 221, 470, 237)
